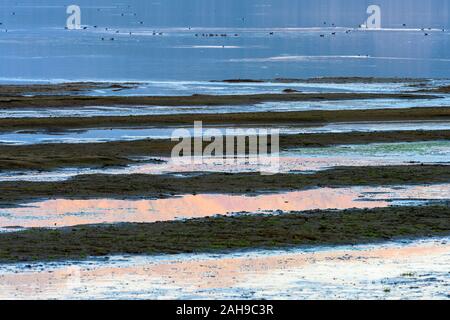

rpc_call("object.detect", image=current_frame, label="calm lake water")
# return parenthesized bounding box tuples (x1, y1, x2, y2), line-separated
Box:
(0, 0, 449, 81)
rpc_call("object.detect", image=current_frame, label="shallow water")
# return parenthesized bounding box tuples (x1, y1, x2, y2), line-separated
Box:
(0, 236, 448, 299)
(1, 0, 450, 80)
(0, 184, 448, 229)
(53, 79, 426, 96)
(1, 121, 450, 145)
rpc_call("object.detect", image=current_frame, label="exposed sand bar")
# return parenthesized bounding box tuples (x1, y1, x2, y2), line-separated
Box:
(0, 165, 449, 205)
(0, 205, 449, 263)
(0, 130, 449, 170)
(215, 77, 428, 84)
(0, 92, 439, 110)
(0, 83, 139, 96)
(1, 107, 449, 132)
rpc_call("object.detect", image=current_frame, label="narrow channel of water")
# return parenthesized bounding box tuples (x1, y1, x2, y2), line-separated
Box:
(1, 121, 450, 145)
(0, 184, 448, 229)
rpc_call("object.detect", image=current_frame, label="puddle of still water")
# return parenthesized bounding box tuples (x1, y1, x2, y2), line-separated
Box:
(0, 184, 449, 229)
(0, 236, 448, 299)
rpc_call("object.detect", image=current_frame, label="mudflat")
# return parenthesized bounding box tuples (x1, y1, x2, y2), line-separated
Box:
(0, 92, 438, 109)
(0, 205, 448, 263)
(0, 82, 139, 96)
(0, 130, 449, 170)
(1, 107, 450, 132)
(0, 165, 449, 205)
(215, 77, 428, 84)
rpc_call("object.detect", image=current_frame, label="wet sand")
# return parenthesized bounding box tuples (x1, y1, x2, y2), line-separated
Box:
(0, 205, 449, 263)
(0, 165, 449, 205)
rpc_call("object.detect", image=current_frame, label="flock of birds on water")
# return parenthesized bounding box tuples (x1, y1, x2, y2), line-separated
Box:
(0, 6, 447, 42)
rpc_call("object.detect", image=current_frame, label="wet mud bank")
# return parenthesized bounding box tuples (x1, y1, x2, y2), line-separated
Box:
(0, 82, 139, 97)
(1, 107, 450, 132)
(0, 92, 439, 110)
(0, 165, 449, 205)
(0, 205, 449, 263)
(0, 130, 449, 170)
